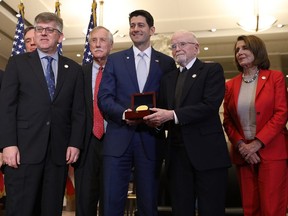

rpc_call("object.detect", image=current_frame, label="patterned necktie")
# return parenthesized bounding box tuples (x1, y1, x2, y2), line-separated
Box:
(44, 56, 55, 100)
(136, 52, 148, 93)
(93, 66, 104, 139)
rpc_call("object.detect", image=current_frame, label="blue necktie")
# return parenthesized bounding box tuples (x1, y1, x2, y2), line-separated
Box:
(44, 56, 55, 100)
(136, 52, 148, 92)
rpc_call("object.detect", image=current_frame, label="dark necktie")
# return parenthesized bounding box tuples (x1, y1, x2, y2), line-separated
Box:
(44, 56, 55, 100)
(174, 67, 188, 108)
(93, 66, 104, 139)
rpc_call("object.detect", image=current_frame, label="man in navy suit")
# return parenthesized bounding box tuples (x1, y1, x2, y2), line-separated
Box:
(0, 12, 85, 216)
(144, 30, 231, 216)
(98, 10, 176, 216)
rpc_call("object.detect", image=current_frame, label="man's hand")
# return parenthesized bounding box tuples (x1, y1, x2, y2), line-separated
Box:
(66, 147, 80, 164)
(143, 108, 174, 127)
(124, 108, 144, 126)
(3, 146, 20, 168)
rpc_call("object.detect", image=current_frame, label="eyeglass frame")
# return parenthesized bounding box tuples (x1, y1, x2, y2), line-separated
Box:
(169, 42, 198, 50)
(34, 26, 62, 34)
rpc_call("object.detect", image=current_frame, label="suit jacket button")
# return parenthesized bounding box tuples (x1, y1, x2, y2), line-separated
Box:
(46, 121, 50, 125)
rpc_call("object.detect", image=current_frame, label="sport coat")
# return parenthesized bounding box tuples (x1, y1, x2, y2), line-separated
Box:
(159, 58, 231, 170)
(98, 47, 176, 160)
(0, 50, 85, 165)
(223, 69, 288, 164)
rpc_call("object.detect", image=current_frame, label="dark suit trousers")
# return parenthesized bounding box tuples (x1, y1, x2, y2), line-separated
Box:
(169, 145, 228, 216)
(103, 132, 159, 216)
(4, 147, 68, 216)
(74, 135, 103, 216)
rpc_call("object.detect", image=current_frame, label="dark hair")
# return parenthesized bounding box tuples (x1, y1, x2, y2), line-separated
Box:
(234, 35, 270, 72)
(34, 12, 63, 32)
(129, 10, 154, 27)
(24, 26, 34, 37)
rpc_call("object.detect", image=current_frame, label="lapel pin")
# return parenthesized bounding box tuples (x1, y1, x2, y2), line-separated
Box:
(192, 74, 197, 78)
(261, 76, 266, 80)
(64, 65, 69, 68)
(126, 56, 130, 59)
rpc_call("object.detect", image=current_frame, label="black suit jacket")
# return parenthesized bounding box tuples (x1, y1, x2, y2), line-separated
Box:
(159, 58, 231, 170)
(0, 69, 3, 88)
(75, 63, 96, 168)
(0, 51, 85, 165)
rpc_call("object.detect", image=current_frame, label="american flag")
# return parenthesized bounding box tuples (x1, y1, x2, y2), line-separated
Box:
(11, 12, 25, 56)
(82, 1, 97, 65)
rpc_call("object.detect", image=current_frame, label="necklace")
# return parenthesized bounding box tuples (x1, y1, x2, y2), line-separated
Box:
(242, 69, 259, 83)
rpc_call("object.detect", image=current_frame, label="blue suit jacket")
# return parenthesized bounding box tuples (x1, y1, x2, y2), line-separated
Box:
(98, 47, 176, 160)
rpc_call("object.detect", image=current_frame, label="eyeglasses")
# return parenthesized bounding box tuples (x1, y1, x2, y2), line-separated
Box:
(169, 42, 198, 50)
(35, 26, 62, 34)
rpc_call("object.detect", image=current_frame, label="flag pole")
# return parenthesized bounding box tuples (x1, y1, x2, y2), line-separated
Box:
(55, 0, 63, 54)
(55, 0, 61, 17)
(99, 0, 104, 26)
(92, 0, 97, 26)
(18, 1, 25, 20)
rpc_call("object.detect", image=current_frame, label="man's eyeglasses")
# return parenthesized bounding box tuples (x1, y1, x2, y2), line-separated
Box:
(35, 26, 62, 34)
(169, 42, 198, 50)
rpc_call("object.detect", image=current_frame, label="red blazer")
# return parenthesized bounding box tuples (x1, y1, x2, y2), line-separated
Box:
(223, 69, 288, 164)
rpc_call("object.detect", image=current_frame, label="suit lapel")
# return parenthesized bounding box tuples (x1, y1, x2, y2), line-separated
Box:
(256, 70, 270, 98)
(232, 75, 242, 111)
(84, 64, 94, 118)
(53, 55, 68, 100)
(144, 49, 161, 92)
(124, 47, 139, 91)
(28, 51, 51, 100)
(179, 59, 202, 105)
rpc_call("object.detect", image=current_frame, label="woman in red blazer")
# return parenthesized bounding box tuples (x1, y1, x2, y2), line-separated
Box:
(223, 35, 288, 216)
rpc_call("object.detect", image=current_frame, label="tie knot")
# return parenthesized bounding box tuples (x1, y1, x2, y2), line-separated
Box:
(44, 56, 53, 64)
(181, 67, 187, 73)
(138, 52, 145, 58)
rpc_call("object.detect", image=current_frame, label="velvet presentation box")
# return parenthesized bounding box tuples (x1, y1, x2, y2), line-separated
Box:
(125, 92, 156, 120)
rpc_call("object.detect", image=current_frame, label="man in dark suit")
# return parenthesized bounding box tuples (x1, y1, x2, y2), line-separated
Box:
(0, 69, 3, 168)
(98, 10, 176, 216)
(74, 26, 113, 216)
(0, 12, 85, 216)
(24, 26, 36, 52)
(144, 30, 231, 216)
(0, 69, 2, 168)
